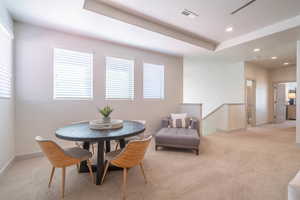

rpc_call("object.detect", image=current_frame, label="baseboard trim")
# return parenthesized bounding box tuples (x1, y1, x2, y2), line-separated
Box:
(255, 122, 271, 127)
(217, 128, 247, 133)
(0, 156, 15, 176)
(15, 151, 44, 161)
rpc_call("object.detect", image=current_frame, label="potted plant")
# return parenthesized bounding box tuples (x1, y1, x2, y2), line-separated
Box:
(98, 106, 113, 123)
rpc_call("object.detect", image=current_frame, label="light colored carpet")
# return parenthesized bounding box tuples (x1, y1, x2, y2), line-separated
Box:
(0, 121, 299, 200)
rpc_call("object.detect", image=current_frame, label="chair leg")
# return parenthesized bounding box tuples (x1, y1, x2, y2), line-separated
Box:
(62, 167, 66, 199)
(75, 142, 81, 148)
(101, 161, 110, 184)
(139, 162, 147, 184)
(87, 160, 95, 184)
(92, 144, 95, 155)
(76, 164, 79, 172)
(115, 142, 119, 150)
(48, 166, 55, 188)
(195, 149, 199, 155)
(122, 168, 128, 200)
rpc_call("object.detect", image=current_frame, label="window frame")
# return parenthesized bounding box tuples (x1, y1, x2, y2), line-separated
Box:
(53, 48, 94, 101)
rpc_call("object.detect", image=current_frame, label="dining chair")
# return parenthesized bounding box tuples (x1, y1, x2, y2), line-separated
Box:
(101, 136, 152, 200)
(35, 136, 94, 199)
(115, 120, 146, 150)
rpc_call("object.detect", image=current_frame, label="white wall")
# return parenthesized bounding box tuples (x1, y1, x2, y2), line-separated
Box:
(0, 2, 14, 172)
(14, 22, 183, 155)
(183, 56, 245, 117)
(0, 1, 13, 36)
(297, 41, 300, 144)
(245, 62, 271, 125)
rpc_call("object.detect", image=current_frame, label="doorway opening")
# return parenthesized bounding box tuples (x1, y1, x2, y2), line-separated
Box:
(273, 82, 296, 123)
(246, 80, 256, 126)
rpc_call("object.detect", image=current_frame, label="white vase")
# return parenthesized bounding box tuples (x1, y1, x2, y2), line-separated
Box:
(102, 116, 111, 123)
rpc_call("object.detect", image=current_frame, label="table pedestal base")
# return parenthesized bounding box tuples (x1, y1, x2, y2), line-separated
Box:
(79, 139, 125, 185)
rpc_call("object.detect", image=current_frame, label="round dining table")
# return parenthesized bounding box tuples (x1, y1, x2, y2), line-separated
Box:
(55, 120, 145, 185)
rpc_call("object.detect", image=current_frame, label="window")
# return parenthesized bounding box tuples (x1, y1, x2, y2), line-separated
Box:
(53, 48, 93, 99)
(0, 65, 11, 98)
(105, 57, 134, 99)
(0, 28, 12, 98)
(143, 63, 164, 99)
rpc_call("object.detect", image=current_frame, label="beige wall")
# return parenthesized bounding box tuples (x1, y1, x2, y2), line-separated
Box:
(245, 62, 271, 125)
(202, 104, 246, 135)
(14, 22, 183, 155)
(0, 2, 14, 173)
(269, 66, 296, 122)
(228, 104, 246, 131)
(270, 66, 296, 83)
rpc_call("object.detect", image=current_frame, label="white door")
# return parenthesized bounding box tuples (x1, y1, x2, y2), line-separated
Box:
(274, 83, 286, 123)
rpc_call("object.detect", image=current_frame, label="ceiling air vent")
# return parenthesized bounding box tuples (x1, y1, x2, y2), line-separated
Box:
(231, 0, 257, 15)
(181, 9, 198, 18)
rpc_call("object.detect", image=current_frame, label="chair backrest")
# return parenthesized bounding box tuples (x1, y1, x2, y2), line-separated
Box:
(111, 136, 152, 168)
(35, 136, 74, 167)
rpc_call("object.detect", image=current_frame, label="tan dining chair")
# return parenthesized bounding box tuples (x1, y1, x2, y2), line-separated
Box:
(101, 136, 152, 200)
(115, 120, 146, 150)
(35, 136, 94, 199)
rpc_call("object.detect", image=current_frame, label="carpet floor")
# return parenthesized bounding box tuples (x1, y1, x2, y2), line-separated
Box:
(0, 121, 299, 200)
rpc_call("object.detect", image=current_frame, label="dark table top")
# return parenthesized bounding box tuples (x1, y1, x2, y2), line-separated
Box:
(55, 120, 145, 142)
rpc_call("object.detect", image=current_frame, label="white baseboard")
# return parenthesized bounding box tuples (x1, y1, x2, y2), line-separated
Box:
(217, 128, 247, 133)
(0, 156, 15, 176)
(255, 122, 271, 127)
(15, 151, 44, 161)
(15, 144, 75, 161)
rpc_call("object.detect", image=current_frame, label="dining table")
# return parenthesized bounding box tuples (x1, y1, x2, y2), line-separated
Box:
(55, 120, 145, 185)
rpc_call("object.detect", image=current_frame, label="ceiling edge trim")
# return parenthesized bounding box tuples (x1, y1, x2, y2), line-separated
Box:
(83, 0, 216, 51)
(216, 15, 300, 51)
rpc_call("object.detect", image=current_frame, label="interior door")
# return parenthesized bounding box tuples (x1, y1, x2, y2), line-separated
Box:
(274, 83, 286, 123)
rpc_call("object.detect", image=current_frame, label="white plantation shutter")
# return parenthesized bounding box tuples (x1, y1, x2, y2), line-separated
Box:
(0, 66, 11, 98)
(53, 48, 93, 99)
(143, 63, 164, 99)
(106, 57, 134, 99)
(0, 27, 12, 98)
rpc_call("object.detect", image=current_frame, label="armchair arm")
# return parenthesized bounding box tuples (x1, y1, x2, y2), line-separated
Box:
(190, 117, 199, 130)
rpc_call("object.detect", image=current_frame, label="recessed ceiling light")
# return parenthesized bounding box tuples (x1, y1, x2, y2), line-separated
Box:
(283, 62, 289, 66)
(253, 48, 260, 52)
(226, 27, 233, 32)
(271, 56, 277, 59)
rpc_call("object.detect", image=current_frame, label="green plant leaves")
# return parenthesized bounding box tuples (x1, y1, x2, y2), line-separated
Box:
(98, 106, 113, 117)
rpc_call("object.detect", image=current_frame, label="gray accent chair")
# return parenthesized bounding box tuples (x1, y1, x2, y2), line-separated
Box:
(155, 118, 200, 155)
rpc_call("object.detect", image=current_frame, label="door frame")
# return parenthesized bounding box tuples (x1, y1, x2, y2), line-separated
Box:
(245, 79, 256, 126)
(272, 81, 297, 123)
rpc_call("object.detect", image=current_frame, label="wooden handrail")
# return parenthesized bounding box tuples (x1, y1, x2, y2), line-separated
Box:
(202, 103, 244, 120)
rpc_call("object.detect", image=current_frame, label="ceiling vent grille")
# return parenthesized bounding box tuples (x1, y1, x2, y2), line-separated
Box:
(181, 9, 198, 18)
(231, 0, 257, 15)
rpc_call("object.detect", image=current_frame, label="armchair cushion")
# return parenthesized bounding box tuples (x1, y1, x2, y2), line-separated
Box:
(155, 128, 200, 149)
